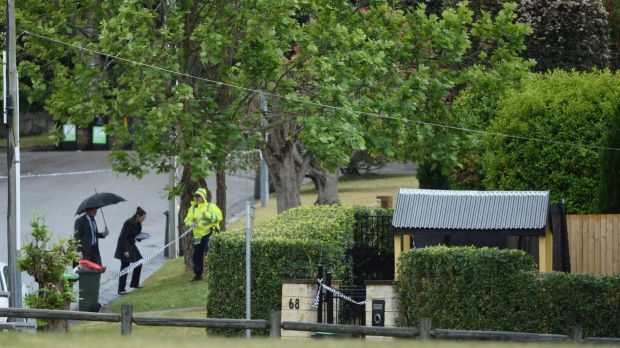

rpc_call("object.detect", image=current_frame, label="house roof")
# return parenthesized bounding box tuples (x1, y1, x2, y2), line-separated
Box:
(392, 188, 550, 235)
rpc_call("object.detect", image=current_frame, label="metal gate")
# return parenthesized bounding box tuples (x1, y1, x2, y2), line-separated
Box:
(349, 213, 394, 284)
(316, 268, 366, 326)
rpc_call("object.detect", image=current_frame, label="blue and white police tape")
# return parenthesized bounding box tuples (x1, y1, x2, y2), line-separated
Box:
(312, 278, 366, 308)
(102, 228, 193, 285)
(0, 168, 112, 180)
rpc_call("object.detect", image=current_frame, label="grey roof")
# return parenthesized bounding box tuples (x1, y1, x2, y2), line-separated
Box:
(392, 189, 550, 231)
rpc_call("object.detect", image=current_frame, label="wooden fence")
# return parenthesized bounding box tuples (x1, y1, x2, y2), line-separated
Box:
(2, 306, 620, 344)
(567, 214, 620, 274)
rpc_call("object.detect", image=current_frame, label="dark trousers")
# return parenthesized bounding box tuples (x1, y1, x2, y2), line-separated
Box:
(119, 260, 142, 291)
(192, 235, 210, 278)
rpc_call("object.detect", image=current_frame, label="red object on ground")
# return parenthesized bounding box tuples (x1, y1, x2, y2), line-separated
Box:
(79, 259, 105, 271)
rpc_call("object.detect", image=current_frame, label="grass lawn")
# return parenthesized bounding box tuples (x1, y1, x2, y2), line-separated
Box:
(106, 257, 207, 313)
(228, 172, 418, 230)
(0, 334, 612, 348)
(0, 134, 54, 150)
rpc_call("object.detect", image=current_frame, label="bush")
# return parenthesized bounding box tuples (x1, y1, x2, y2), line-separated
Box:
(598, 102, 620, 213)
(206, 205, 359, 335)
(397, 246, 620, 337)
(18, 216, 78, 331)
(397, 246, 541, 331)
(518, 0, 611, 71)
(482, 70, 620, 213)
(538, 272, 620, 337)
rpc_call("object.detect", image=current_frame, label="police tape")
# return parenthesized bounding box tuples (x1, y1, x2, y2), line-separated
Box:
(100, 228, 193, 285)
(0, 168, 113, 180)
(312, 278, 366, 308)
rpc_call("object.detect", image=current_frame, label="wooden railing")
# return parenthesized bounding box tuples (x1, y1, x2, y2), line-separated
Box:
(1, 306, 620, 344)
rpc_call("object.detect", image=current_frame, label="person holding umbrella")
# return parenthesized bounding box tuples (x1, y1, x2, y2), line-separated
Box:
(115, 207, 147, 295)
(74, 208, 109, 266)
(74, 192, 126, 266)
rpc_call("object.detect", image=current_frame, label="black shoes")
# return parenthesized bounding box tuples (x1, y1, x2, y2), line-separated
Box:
(118, 290, 128, 295)
(190, 276, 203, 282)
(130, 285, 143, 289)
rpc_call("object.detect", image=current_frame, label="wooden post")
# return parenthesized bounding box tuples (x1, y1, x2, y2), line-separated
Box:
(270, 310, 281, 338)
(419, 317, 432, 341)
(571, 325, 583, 342)
(376, 195, 393, 209)
(538, 225, 553, 272)
(394, 234, 403, 279)
(121, 304, 133, 336)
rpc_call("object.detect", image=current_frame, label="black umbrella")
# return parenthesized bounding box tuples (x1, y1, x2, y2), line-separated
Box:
(76, 192, 126, 215)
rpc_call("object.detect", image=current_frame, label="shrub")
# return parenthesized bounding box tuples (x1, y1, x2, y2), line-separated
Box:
(206, 205, 359, 335)
(397, 246, 620, 337)
(18, 216, 78, 331)
(598, 103, 620, 213)
(538, 272, 620, 337)
(482, 70, 620, 213)
(397, 246, 541, 331)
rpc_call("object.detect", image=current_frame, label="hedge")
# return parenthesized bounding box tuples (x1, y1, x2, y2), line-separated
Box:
(206, 205, 370, 335)
(397, 246, 541, 332)
(398, 246, 620, 337)
(482, 70, 620, 213)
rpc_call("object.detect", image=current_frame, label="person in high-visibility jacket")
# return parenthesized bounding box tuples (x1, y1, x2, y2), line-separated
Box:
(184, 188, 223, 281)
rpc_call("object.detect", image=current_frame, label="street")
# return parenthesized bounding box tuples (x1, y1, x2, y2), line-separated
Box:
(0, 151, 255, 305)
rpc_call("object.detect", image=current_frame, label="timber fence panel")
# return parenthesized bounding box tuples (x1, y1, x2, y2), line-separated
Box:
(568, 214, 620, 274)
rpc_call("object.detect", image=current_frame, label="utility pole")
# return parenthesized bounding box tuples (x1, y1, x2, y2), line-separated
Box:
(5, 0, 23, 308)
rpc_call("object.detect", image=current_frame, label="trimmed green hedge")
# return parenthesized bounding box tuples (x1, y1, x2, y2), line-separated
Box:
(206, 205, 364, 334)
(398, 246, 620, 337)
(397, 246, 541, 332)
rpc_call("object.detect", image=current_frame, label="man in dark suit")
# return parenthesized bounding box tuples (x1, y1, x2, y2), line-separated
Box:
(74, 208, 110, 266)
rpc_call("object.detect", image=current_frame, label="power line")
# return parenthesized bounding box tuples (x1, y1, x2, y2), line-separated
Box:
(20, 29, 620, 152)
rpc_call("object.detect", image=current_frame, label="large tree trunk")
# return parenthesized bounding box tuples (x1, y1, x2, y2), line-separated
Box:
(262, 116, 311, 213)
(307, 160, 340, 205)
(178, 164, 207, 273)
(216, 167, 227, 231)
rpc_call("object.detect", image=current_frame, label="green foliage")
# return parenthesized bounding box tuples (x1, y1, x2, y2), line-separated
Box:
(207, 205, 366, 335)
(518, 0, 611, 71)
(18, 216, 78, 327)
(397, 246, 540, 331)
(397, 246, 620, 337)
(482, 70, 620, 213)
(598, 103, 620, 213)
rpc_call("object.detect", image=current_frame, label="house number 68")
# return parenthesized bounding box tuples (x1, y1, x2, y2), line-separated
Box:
(288, 298, 300, 309)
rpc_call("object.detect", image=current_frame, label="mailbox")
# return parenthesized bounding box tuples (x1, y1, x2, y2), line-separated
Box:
(372, 300, 385, 327)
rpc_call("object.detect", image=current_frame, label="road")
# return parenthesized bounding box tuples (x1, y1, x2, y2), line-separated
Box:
(0, 151, 256, 306)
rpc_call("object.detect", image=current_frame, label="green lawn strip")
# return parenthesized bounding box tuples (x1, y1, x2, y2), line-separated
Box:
(70, 310, 207, 336)
(0, 134, 55, 150)
(0, 333, 606, 348)
(107, 257, 207, 313)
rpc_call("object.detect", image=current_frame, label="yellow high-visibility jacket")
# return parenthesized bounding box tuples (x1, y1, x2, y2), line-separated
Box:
(183, 188, 223, 239)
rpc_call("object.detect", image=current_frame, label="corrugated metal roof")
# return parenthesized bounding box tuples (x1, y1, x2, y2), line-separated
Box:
(392, 189, 550, 230)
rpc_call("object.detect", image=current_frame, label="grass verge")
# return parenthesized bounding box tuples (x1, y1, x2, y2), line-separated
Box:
(0, 134, 54, 150)
(106, 257, 207, 313)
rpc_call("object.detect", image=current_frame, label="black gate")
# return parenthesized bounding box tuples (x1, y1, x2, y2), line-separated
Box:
(349, 213, 394, 285)
(317, 268, 366, 326)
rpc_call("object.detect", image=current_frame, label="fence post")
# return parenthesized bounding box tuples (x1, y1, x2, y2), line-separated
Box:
(326, 272, 333, 324)
(121, 304, 133, 336)
(270, 310, 281, 338)
(317, 265, 323, 323)
(571, 325, 583, 342)
(419, 317, 432, 340)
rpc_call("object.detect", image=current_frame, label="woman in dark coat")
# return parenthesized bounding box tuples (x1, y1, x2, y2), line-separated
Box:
(115, 207, 146, 295)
